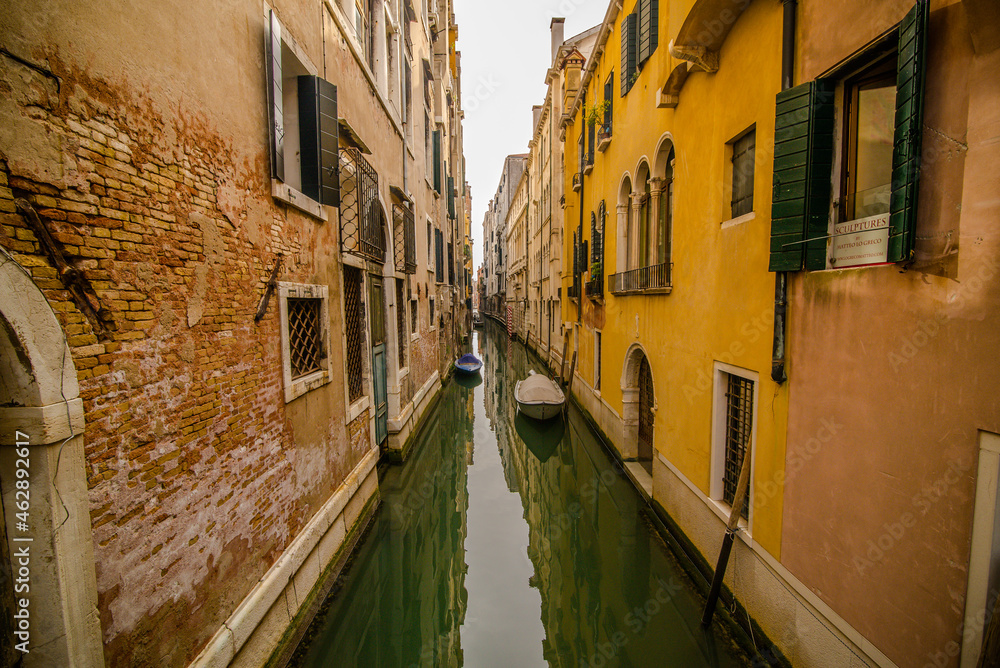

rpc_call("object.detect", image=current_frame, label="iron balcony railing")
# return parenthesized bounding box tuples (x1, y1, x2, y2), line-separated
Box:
(339, 148, 385, 264)
(609, 262, 673, 295)
(585, 275, 603, 299)
(392, 202, 417, 274)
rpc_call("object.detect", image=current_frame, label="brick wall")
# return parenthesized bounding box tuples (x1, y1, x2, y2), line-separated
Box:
(1, 55, 359, 665)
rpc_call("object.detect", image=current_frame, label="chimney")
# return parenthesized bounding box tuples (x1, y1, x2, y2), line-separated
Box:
(550, 17, 565, 65)
(532, 105, 542, 133)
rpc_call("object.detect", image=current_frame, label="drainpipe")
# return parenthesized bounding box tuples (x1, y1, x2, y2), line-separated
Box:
(771, 0, 795, 385)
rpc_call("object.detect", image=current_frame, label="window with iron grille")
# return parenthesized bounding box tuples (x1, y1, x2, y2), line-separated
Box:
(396, 278, 407, 369)
(343, 266, 366, 403)
(429, 298, 435, 326)
(410, 298, 417, 333)
(435, 229, 444, 283)
(288, 298, 323, 378)
(278, 282, 331, 403)
(722, 372, 754, 520)
(730, 128, 756, 219)
(447, 242, 454, 285)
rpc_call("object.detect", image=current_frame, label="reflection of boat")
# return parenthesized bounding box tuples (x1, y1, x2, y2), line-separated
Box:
(514, 370, 566, 420)
(473, 309, 483, 327)
(514, 412, 564, 462)
(454, 371, 483, 389)
(455, 353, 482, 374)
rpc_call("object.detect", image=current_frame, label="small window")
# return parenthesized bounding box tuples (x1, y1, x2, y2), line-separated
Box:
(278, 283, 332, 403)
(711, 365, 756, 523)
(723, 373, 754, 520)
(594, 330, 602, 391)
(410, 298, 418, 333)
(841, 57, 896, 223)
(343, 267, 366, 403)
(730, 128, 756, 219)
(396, 278, 407, 369)
(429, 297, 435, 326)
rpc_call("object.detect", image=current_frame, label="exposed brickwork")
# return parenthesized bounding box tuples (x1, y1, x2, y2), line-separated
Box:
(1, 53, 360, 666)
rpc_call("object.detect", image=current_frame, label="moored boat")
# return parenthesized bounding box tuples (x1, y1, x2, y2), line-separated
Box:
(514, 370, 566, 420)
(454, 353, 483, 374)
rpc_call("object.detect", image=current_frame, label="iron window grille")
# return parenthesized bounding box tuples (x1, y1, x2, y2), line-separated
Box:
(723, 374, 754, 520)
(435, 230, 444, 283)
(410, 298, 417, 333)
(731, 129, 756, 218)
(287, 298, 324, 379)
(343, 266, 366, 403)
(339, 147, 386, 264)
(392, 202, 417, 274)
(448, 242, 455, 285)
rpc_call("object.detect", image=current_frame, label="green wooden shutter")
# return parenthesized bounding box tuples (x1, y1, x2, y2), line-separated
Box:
(638, 0, 658, 64)
(266, 10, 284, 181)
(433, 130, 441, 193)
(620, 13, 637, 96)
(298, 75, 340, 207)
(448, 175, 455, 219)
(769, 79, 835, 272)
(889, 0, 928, 263)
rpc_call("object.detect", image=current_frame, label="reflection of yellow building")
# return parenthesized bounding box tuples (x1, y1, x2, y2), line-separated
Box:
(561, 0, 797, 658)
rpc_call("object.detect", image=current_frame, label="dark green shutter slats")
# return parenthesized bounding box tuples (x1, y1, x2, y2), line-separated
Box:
(621, 13, 637, 96)
(769, 79, 835, 272)
(433, 130, 441, 193)
(266, 10, 284, 181)
(638, 0, 659, 65)
(298, 75, 339, 207)
(889, 0, 928, 263)
(448, 175, 455, 219)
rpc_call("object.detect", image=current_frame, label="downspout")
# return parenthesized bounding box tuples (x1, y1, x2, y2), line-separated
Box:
(771, 0, 796, 385)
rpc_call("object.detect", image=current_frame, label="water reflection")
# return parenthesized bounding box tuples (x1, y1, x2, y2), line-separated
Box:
(290, 324, 748, 667)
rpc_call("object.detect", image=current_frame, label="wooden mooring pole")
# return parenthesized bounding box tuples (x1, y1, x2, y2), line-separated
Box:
(701, 444, 753, 627)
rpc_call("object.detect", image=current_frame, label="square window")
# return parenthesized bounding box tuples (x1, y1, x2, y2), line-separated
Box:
(711, 364, 757, 524)
(278, 282, 332, 403)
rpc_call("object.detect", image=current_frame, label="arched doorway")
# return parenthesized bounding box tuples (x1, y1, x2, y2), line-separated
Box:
(0, 254, 104, 664)
(637, 356, 654, 473)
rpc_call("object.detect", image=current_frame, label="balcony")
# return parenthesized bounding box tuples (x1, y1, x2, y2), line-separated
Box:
(572, 172, 582, 192)
(585, 276, 603, 299)
(566, 282, 580, 300)
(597, 126, 612, 153)
(609, 262, 672, 295)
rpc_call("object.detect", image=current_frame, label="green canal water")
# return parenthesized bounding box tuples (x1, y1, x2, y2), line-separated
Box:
(289, 325, 751, 667)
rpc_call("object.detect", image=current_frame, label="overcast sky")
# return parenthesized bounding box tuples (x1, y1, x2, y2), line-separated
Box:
(453, 0, 608, 271)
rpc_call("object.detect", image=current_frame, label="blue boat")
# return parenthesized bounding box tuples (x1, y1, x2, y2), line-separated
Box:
(454, 353, 483, 375)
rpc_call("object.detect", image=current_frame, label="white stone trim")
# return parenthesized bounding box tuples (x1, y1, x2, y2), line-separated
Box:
(720, 211, 755, 229)
(709, 361, 759, 534)
(271, 180, 328, 221)
(0, 398, 84, 446)
(191, 445, 380, 667)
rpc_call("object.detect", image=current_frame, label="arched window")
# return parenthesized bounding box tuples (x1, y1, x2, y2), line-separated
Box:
(653, 139, 676, 268)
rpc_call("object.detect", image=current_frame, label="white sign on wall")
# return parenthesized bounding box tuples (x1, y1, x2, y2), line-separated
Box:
(830, 213, 890, 269)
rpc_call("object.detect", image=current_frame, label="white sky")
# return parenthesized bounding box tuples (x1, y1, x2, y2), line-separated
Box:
(453, 0, 608, 271)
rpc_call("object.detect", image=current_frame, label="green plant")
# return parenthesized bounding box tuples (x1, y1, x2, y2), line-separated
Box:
(585, 100, 611, 127)
(590, 261, 602, 275)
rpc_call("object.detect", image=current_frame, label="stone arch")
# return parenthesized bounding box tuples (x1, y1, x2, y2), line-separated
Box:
(0, 253, 104, 665)
(619, 343, 656, 461)
(653, 133, 676, 180)
(633, 160, 652, 268)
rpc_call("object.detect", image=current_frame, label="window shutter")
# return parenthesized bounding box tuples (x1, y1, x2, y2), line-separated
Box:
(604, 78, 613, 132)
(587, 120, 595, 165)
(889, 0, 928, 263)
(266, 10, 284, 181)
(298, 76, 340, 207)
(433, 130, 442, 193)
(448, 175, 455, 219)
(638, 0, 658, 65)
(769, 79, 835, 272)
(591, 212, 598, 262)
(620, 13, 637, 96)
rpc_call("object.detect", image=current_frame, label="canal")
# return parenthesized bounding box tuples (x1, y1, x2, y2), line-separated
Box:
(289, 324, 752, 667)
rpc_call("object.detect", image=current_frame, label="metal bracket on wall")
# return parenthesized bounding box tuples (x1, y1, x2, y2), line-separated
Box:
(254, 254, 284, 322)
(15, 199, 116, 341)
